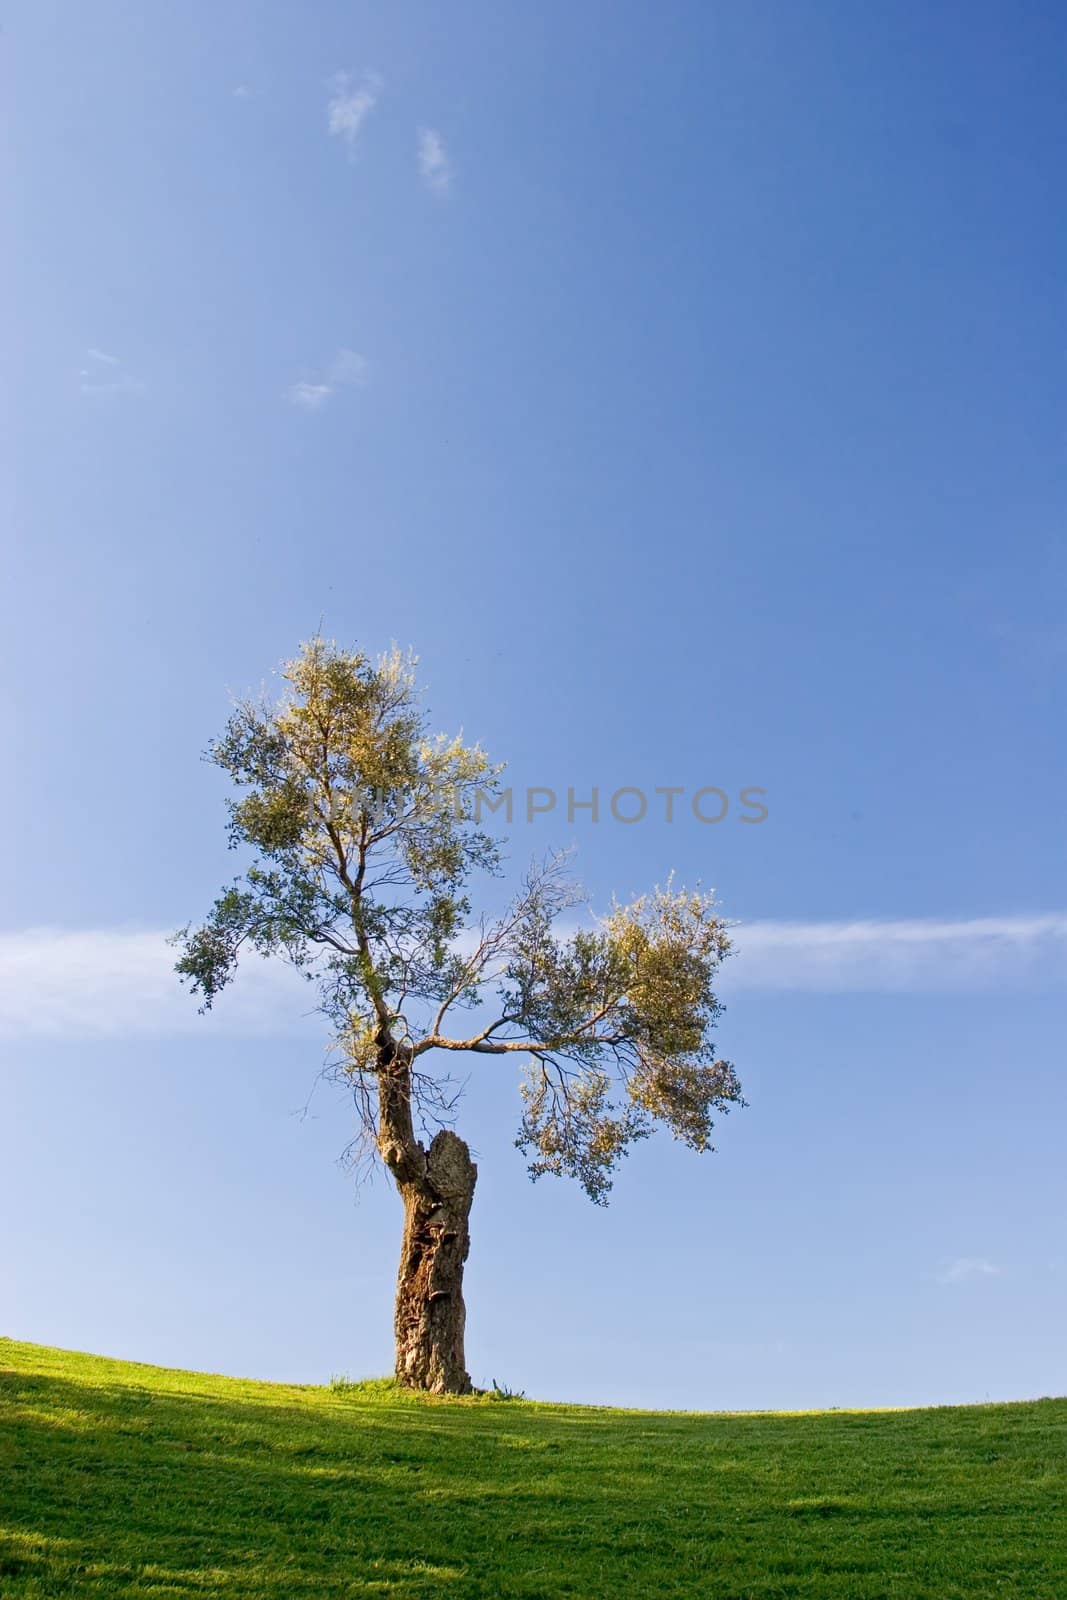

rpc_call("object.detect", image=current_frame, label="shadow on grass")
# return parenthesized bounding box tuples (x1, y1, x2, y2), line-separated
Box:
(2, 1360, 1066, 1599)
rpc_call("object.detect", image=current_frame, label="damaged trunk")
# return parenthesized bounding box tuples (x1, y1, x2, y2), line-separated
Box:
(376, 1038, 477, 1394)
(393, 1128, 477, 1393)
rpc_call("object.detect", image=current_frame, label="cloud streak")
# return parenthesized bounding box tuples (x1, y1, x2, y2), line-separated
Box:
(418, 128, 452, 193)
(0, 929, 312, 1040)
(936, 1258, 1001, 1285)
(287, 348, 368, 411)
(1, 914, 1064, 1041)
(80, 348, 144, 396)
(723, 913, 1067, 993)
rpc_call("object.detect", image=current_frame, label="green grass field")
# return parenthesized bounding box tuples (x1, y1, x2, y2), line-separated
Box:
(1, 1339, 1065, 1599)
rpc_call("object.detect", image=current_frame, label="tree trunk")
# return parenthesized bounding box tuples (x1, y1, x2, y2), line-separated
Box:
(392, 1128, 476, 1393)
(376, 1038, 477, 1395)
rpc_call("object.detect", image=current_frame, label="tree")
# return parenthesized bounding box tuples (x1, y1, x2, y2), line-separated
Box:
(175, 639, 743, 1394)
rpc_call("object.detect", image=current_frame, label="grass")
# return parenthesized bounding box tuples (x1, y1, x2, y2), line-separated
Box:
(1, 1339, 1065, 1598)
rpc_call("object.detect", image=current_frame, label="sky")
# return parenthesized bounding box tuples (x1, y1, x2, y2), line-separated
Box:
(3, 0, 1066, 1410)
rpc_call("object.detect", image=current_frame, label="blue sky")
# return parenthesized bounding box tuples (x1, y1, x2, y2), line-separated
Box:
(3, 0, 1066, 1409)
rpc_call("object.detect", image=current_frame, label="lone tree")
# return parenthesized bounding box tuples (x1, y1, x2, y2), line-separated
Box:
(176, 640, 743, 1394)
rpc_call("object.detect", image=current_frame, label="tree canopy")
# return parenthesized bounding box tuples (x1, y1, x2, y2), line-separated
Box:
(176, 638, 743, 1203)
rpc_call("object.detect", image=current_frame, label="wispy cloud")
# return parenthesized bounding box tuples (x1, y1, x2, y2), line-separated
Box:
(417, 128, 452, 193)
(936, 1257, 1001, 1285)
(286, 348, 368, 412)
(2, 913, 1065, 1040)
(79, 348, 144, 396)
(327, 71, 381, 150)
(0, 929, 312, 1040)
(288, 381, 334, 412)
(724, 913, 1067, 993)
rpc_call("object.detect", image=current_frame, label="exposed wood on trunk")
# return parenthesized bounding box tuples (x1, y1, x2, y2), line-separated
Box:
(376, 1033, 477, 1395)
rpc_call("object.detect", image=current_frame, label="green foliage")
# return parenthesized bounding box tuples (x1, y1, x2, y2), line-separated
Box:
(508, 878, 743, 1200)
(3, 1339, 1066, 1599)
(175, 639, 744, 1198)
(174, 640, 501, 1033)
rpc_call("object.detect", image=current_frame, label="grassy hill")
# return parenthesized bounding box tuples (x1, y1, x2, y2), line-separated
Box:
(1, 1339, 1065, 1598)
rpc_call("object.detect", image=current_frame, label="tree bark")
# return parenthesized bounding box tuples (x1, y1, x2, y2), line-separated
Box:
(376, 1038, 477, 1394)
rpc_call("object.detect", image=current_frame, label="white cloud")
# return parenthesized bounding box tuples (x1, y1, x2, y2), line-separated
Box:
(327, 71, 381, 149)
(80, 348, 144, 396)
(286, 348, 368, 412)
(0, 929, 312, 1040)
(936, 1258, 1001, 1285)
(723, 913, 1067, 993)
(287, 381, 334, 411)
(417, 128, 452, 193)
(2, 913, 1065, 1041)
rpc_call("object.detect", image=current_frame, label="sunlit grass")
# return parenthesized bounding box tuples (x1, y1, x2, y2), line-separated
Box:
(1, 1338, 1065, 1597)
